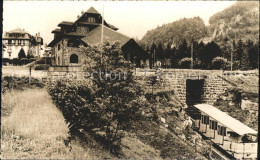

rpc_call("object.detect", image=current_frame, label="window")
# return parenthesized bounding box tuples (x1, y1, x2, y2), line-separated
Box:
(58, 44, 61, 51)
(217, 125, 226, 136)
(8, 40, 11, 45)
(209, 120, 218, 130)
(70, 54, 78, 63)
(201, 115, 209, 124)
(88, 17, 96, 23)
(77, 26, 89, 34)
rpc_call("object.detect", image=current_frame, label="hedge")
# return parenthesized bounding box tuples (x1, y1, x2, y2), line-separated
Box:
(34, 64, 51, 70)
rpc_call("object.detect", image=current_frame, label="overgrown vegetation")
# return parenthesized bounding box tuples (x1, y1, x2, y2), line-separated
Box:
(215, 74, 258, 130)
(1, 76, 45, 94)
(48, 41, 146, 155)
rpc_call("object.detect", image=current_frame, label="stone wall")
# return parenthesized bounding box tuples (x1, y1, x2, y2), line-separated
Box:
(136, 69, 229, 105)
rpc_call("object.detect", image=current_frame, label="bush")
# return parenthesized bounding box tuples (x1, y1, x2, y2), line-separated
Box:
(28, 58, 36, 63)
(211, 57, 228, 70)
(2, 58, 10, 63)
(34, 64, 50, 70)
(36, 57, 52, 65)
(12, 58, 19, 66)
(20, 58, 29, 65)
(179, 57, 191, 69)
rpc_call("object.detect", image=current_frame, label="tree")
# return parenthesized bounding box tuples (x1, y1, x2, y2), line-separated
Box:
(150, 42, 157, 68)
(27, 49, 34, 59)
(248, 41, 259, 69)
(49, 41, 145, 151)
(198, 41, 221, 69)
(241, 49, 250, 70)
(156, 42, 164, 60)
(18, 48, 26, 59)
(235, 39, 244, 69)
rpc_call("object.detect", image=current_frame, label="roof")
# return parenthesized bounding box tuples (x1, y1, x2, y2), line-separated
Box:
(7, 28, 28, 34)
(194, 104, 257, 135)
(58, 21, 74, 27)
(86, 7, 100, 14)
(48, 37, 62, 47)
(51, 28, 61, 33)
(108, 24, 118, 30)
(81, 25, 131, 46)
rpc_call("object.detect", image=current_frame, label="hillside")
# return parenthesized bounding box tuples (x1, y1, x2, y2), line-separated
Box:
(203, 1, 259, 44)
(140, 1, 259, 49)
(140, 17, 208, 48)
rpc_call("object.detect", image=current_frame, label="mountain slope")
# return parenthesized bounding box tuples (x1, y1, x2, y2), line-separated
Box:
(140, 17, 208, 48)
(205, 1, 259, 44)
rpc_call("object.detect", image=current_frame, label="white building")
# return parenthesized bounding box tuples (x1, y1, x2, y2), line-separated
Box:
(2, 28, 43, 59)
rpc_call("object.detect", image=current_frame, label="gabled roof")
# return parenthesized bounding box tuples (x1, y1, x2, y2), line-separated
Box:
(86, 6, 100, 14)
(194, 104, 257, 135)
(81, 25, 131, 46)
(7, 28, 27, 34)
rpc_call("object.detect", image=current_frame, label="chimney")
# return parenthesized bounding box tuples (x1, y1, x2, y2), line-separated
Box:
(38, 32, 40, 37)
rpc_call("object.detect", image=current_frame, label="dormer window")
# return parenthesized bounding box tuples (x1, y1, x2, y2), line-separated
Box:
(88, 17, 95, 23)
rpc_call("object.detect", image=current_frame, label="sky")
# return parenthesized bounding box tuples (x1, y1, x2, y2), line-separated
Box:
(3, 1, 236, 45)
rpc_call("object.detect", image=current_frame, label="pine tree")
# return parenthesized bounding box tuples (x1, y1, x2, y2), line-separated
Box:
(248, 41, 259, 69)
(150, 42, 157, 68)
(241, 49, 250, 70)
(18, 48, 26, 59)
(236, 39, 244, 69)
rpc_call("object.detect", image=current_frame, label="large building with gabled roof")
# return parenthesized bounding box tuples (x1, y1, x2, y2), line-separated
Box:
(48, 7, 147, 67)
(2, 28, 43, 59)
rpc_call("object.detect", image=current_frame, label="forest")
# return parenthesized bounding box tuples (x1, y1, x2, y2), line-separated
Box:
(141, 38, 259, 70)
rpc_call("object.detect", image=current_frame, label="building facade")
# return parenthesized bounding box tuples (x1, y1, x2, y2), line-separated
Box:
(48, 7, 147, 67)
(2, 28, 43, 59)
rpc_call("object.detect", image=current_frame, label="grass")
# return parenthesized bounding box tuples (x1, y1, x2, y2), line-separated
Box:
(2, 66, 47, 79)
(1, 88, 113, 159)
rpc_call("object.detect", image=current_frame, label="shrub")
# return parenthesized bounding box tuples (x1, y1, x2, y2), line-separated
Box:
(36, 57, 52, 65)
(20, 58, 29, 65)
(2, 58, 10, 63)
(12, 58, 19, 66)
(211, 56, 228, 70)
(179, 57, 191, 69)
(34, 64, 50, 70)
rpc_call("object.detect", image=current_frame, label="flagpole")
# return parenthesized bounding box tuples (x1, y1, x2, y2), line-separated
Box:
(100, 3, 104, 65)
(101, 3, 104, 44)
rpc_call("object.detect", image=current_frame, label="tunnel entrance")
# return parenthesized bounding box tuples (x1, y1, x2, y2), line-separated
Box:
(185, 79, 205, 119)
(186, 79, 205, 106)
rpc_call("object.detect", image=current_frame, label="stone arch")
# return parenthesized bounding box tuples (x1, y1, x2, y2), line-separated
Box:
(70, 54, 78, 64)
